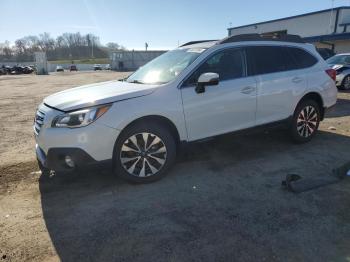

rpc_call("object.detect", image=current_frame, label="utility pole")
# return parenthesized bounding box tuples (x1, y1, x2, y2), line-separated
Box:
(145, 42, 148, 51)
(92, 40, 94, 58)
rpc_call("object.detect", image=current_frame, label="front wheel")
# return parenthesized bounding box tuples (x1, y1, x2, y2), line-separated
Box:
(114, 122, 176, 183)
(37, 158, 51, 175)
(290, 100, 321, 143)
(342, 75, 350, 90)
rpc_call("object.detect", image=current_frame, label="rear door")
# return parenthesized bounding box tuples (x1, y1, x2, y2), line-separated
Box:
(246, 45, 307, 125)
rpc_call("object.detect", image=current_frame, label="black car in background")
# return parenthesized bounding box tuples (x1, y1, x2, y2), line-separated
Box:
(0, 65, 34, 75)
(0, 67, 6, 75)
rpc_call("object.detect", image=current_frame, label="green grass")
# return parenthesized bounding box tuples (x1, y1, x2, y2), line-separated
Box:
(48, 58, 109, 64)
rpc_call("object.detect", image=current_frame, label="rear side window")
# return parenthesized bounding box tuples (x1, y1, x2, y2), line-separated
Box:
(288, 47, 318, 69)
(246, 46, 296, 75)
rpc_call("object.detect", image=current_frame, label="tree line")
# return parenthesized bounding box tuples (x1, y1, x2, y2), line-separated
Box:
(0, 32, 126, 62)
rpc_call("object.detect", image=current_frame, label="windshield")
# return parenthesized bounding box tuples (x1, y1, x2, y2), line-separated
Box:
(327, 55, 350, 65)
(126, 48, 206, 84)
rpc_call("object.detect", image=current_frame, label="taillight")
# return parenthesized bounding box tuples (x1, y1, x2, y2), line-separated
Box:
(326, 69, 336, 81)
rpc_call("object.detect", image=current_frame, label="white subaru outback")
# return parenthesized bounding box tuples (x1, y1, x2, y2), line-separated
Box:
(34, 34, 337, 183)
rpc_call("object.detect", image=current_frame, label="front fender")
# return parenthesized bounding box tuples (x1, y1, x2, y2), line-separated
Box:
(97, 87, 188, 142)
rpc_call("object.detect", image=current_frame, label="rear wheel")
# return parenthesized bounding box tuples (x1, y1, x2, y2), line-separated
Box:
(114, 122, 176, 183)
(342, 75, 350, 90)
(290, 100, 321, 143)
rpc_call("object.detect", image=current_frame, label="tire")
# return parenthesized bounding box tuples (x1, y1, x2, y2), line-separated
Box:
(341, 75, 350, 90)
(290, 100, 321, 143)
(114, 122, 177, 183)
(37, 158, 51, 175)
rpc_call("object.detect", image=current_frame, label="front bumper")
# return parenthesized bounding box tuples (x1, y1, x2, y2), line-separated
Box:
(34, 103, 120, 171)
(36, 145, 103, 171)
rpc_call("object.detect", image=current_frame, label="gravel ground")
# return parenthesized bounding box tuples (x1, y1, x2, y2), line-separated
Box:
(0, 71, 130, 166)
(0, 72, 350, 261)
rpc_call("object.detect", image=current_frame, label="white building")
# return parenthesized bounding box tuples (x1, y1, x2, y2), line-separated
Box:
(228, 6, 350, 53)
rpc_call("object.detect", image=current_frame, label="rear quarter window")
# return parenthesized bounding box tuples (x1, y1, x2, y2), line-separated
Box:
(287, 47, 318, 69)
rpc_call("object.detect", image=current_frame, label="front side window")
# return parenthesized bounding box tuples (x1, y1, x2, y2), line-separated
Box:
(126, 48, 206, 85)
(184, 48, 245, 86)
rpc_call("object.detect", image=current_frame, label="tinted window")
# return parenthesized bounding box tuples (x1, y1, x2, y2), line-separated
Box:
(185, 49, 245, 85)
(246, 46, 296, 75)
(288, 47, 318, 68)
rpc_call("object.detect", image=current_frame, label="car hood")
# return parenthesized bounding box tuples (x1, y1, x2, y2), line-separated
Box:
(43, 80, 158, 111)
(330, 64, 350, 70)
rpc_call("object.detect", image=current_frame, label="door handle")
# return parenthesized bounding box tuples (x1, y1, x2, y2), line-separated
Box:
(292, 77, 303, 83)
(241, 86, 256, 94)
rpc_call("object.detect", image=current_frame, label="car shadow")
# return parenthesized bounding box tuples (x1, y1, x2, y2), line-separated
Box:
(40, 129, 350, 262)
(326, 97, 350, 118)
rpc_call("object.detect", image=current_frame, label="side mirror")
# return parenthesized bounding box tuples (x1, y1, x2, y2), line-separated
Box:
(195, 72, 219, 94)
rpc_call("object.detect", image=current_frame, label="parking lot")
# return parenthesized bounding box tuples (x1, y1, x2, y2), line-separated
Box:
(0, 71, 350, 261)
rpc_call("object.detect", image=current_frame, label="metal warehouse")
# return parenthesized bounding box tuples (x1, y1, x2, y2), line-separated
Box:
(110, 50, 166, 71)
(228, 6, 350, 53)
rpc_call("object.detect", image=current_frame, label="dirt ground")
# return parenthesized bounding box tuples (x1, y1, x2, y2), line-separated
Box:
(0, 72, 350, 261)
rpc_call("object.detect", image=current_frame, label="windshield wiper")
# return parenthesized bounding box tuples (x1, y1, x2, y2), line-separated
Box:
(128, 80, 145, 84)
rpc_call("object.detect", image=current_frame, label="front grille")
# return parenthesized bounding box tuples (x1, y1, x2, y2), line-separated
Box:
(34, 110, 45, 135)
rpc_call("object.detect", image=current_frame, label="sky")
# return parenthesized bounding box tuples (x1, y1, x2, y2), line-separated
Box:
(1, 0, 350, 50)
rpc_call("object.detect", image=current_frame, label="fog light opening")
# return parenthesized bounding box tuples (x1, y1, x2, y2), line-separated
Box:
(65, 155, 75, 168)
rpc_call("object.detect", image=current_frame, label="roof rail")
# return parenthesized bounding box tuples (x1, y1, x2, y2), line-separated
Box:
(180, 40, 218, 47)
(219, 34, 305, 44)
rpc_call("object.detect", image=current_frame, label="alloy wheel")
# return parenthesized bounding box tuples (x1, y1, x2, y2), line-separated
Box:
(343, 76, 350, 90)
(296, 105, 318, 138)
(120, 132, 167, 177)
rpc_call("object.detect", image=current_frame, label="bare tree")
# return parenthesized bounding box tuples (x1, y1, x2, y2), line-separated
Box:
(0, 32, 125, 62)
(106, 42, 120, 49)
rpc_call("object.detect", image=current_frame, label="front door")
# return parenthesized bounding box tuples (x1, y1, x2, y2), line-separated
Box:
(181, 48, 257, 141)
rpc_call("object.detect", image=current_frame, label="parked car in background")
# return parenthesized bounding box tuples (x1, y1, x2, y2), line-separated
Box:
(105, 64, 111, 70)
(34, 34, 337, 183)
(3, 66, 10, 74)
(317, 48, 335, 60)
(56, 66, 64, 72)
(0, 65, 34, 75)
(69, 65, 78, 72)
(94, 64, 102, 70)
(10, 65, 33, 74)
(28, 65, 37, 74)
(327, 53, 350, 90)
(23, 66, 34, 74)
(0, 67, 6, 75)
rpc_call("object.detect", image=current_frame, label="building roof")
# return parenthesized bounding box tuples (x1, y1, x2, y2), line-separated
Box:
(228, 6, 350, 31)
(303, 32, 350, 43)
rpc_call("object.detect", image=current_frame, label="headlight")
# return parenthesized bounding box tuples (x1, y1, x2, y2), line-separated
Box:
(52, 105, 111, 128)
